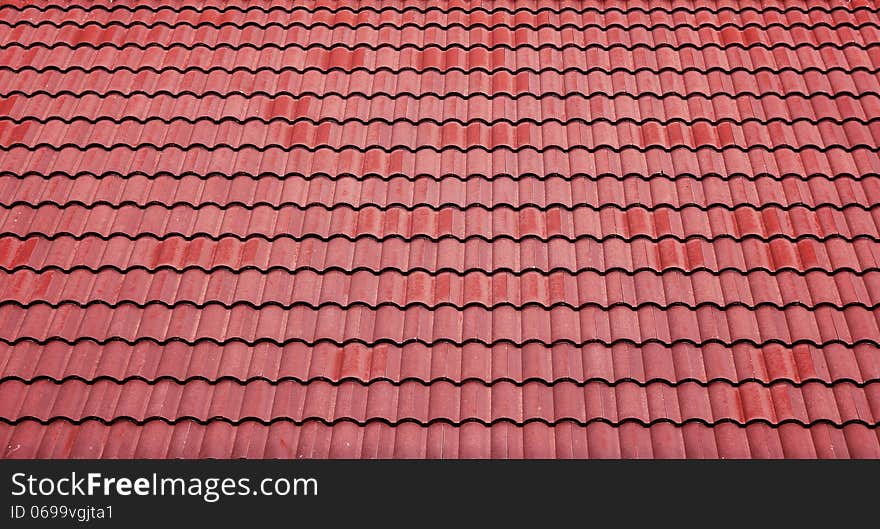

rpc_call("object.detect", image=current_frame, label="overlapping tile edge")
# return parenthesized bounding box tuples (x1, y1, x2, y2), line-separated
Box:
(1, 0, 880, 458)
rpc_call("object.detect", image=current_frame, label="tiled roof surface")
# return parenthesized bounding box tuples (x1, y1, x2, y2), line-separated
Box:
(2, 0, 880, 458)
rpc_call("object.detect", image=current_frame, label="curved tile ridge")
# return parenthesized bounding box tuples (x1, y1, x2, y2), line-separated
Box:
(5, 336, 880, 350)
(4, 200, 878, 213)
(3, 120, 878, 151)
(6, 374, 880, 389)
(8, 86, 880, 100)
(2, 145, 877, 182)
(4, 299, 877, 312)
(4, 158, 880, 184)
(4, 65, 877, 77)
(1, 233, 879, 245)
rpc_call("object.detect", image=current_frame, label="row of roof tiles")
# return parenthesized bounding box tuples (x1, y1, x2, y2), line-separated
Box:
(2, 204, 879, 240)
(7, 71, 878, 99)
(2, 0, 878, 459)
(4, 341, 878, 385)
(2, 304, 880, 345)
(3, 421, 878, 459)
(1, 0, 871, 12)
(5, 46, 880, 72)
(3, 2, 874, 26)
(4, 236, 880, 273)
(5, 120, 880, 150)
(2, 173, 879, 209)
(5, 24, 880, 47)
(4, 268, 880, 308)
(5, 147, 878, 179)
(0, 207, 878, 242)
(6, 94, 880, 123)
(4, 378, 879, 425)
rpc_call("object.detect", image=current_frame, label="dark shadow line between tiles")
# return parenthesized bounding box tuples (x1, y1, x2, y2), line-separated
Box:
(2, 115, 876, 129)
(1, 3, 874, 17)
(4, 374, 878, 389)
(4, 40, 878, 54)
(0, 415, 877, 429)
(2, 18, 879, 35)
(4, 265, 877, 278)
(4, 89, 880, 101)
(2, 336, 879, 349)
(3, 200, 877, 213)
(1, 64, 875, 76)
(2, 299, 875, 312)
(2, 143, 878, 154)
(3, 170, 878, 183)
(1, 232, 878, 244)
(2, 266, 877, 279)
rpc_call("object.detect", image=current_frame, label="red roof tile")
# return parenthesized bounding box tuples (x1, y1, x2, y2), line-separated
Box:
(1, 0, 880, 458)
